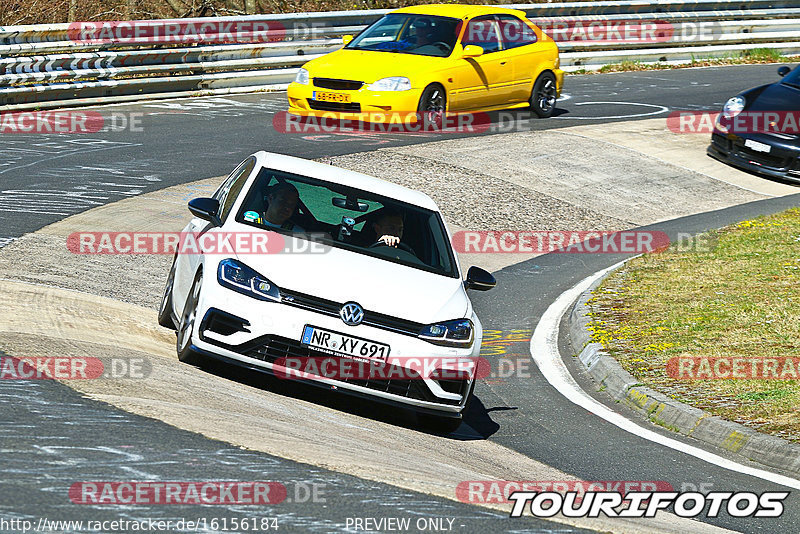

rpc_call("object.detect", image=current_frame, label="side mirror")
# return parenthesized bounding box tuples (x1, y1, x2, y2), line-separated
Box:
(188, 197, 220, 225)
(464, 266, 496, 291)
(778, 66, 791, 77)
(461, 45, 484, 59)
(342, 34, 354, 46)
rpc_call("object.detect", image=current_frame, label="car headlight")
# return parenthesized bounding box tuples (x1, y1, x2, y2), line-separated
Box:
(367, 77, 412, 91)
(295, 68, 310, 85)
(217, 258, 280, 302)
(419, 319, 473, 347)
(722, 95, 745, 118)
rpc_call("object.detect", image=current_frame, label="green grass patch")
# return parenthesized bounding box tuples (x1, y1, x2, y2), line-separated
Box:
(593, 53, 800, 74)
(588, 208, 800, 442)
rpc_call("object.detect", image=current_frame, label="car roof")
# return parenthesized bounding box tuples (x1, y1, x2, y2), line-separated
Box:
(254, 151, 440, 212)
(390, 4, 527, 19)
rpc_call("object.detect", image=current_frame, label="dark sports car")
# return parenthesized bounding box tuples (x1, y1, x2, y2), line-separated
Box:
(708, 64, 800, 184)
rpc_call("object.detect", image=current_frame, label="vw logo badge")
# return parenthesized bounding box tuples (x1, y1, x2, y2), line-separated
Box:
(340, 302, 364, 326)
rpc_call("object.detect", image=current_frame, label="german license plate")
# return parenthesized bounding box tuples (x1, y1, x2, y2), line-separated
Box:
(301, 325, 389, 362)
(745, 139, 771, 153)
(312, 91, 351, 103)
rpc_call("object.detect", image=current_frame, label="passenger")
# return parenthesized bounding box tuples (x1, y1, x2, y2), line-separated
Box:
(372, 210, 404, 248)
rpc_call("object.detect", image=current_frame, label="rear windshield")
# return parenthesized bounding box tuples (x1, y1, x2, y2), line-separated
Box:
(236, 168, 458, 278)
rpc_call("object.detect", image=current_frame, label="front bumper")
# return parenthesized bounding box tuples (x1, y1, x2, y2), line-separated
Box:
(554, 68, 565, 97)
(191, 285, 477, 415)
(708, 131, 800, 184)
(287, 82, 425, 123)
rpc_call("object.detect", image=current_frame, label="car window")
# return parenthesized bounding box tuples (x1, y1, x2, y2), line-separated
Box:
(347, 13, 462, 58)
(217, 157, 255, 223)
(497, 15, 538, 49)
(781, 65, 800, 89)
(462, 16, 501, 54)
(237, 168, 458, 278)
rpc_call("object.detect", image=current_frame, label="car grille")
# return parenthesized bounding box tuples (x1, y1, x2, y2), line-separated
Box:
(240, 335, 462, 405)
(313, 78, 364, 90)
(735, 146, 791, 169)
(307, 99, 362, 113)
(280, 289, 424, 337)
(711, 133, 730, 150)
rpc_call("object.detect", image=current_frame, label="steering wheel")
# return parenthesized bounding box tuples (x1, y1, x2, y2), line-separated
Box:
(368, 240, 416, 255)
(431, 41, 451, 53)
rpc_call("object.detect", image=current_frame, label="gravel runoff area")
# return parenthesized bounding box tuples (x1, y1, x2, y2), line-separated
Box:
(317, 149, 628, 232)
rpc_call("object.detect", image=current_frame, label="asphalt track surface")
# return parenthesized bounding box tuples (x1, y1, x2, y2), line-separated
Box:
(1, 64, 799, 533)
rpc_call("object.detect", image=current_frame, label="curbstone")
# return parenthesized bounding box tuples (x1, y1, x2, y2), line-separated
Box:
(568, 263, 800, 478)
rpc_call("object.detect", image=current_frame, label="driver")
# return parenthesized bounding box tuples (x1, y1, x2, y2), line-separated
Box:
(250, 183, 305, 232)
(372, 210, 404, 248)
(372, 18, 433, 51)
(410, 19, 434, 47)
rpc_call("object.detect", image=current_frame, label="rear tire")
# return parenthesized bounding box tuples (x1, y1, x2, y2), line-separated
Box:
(176, 271, 203, 365)
(530, 72, 557, 118)
(158, 256, 177, 329)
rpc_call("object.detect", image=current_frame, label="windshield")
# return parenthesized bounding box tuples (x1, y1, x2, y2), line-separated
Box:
(236, 168, 458, 278)
(345, 13, 462, 58)
(781, 65, 800, 89)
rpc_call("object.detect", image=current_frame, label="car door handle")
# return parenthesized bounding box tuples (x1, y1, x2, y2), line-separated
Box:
(500, 61, 507, 65)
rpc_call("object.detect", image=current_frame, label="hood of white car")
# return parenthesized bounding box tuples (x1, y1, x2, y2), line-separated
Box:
(235, 234, 467, 325)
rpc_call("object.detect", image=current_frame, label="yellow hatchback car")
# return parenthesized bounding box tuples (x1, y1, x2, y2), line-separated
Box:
(287, 4, 564, 123)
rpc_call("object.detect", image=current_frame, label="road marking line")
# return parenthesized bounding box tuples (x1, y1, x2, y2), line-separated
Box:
(554, 101, 669, 120)
(530, 260, 800, 490)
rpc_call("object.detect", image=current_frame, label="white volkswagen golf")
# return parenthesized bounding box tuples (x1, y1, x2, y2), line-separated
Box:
(159, 151, 495, 429)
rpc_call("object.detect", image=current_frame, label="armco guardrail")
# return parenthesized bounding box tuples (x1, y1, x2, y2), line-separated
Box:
(1, 0, 799, 111)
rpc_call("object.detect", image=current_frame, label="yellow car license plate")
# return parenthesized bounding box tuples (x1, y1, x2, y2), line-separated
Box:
(313, 91, 351, 103)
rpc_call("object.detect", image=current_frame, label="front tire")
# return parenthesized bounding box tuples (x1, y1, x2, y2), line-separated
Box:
(530, 72, 557, 118)
(158, 256, 177, 329)
(417, 84, 446, 129)
(176, 271, 203, 365)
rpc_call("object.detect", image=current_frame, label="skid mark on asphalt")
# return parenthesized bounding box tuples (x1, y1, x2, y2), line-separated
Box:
(0, 160, 163, 216)
(142, 96, 286, 117)
(0, 137, 138, 176)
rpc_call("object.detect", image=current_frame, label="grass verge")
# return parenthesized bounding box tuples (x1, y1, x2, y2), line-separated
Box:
(587, 208, 800, 442)
(575, 49, 800, 74)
